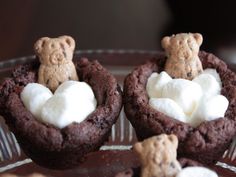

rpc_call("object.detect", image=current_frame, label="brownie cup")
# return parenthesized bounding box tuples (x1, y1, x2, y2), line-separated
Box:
(123, 51, 236, 164)
(0, 173, 45, 177)
(114, 158, 203, 177)
(0, 57, 122, 169)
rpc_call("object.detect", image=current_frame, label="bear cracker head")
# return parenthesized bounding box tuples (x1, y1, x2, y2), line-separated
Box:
(34, 35, 75, 66)
(133, 134, 181, 177)
(162, 33, 202, 60)
(134, 134, 178, 165)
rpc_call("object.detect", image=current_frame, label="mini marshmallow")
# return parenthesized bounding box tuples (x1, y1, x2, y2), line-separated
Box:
(55, 80, 96, 101)
(40, 93, 96, 128)
(190, 95, 229, 127)
(41, 94, 77, 128)
(202, 68, 222, 87)
(149, 98, 187, 122)
(161, 79, 202, 115)
(193, 73, 221, 98)
(21, 83, 53, 119)
(176, 167, 218, 177)
(146, 71, 172, 98)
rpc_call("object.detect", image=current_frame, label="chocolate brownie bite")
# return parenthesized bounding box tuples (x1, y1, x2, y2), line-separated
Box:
(0, 37, 122, 169)
(123, 33, 236, 165)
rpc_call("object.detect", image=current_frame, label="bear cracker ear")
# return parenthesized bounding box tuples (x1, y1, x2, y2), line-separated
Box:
(161, 36, 170, 50)
(34, 37, 50, 55)
(168, 134, 178, 149)
(133, 142, 143, 154)
(59, 35, 75, 50)
(193, 33, 203, 46)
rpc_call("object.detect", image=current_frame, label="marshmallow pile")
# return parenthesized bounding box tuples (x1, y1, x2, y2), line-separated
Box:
(21, 81, 97, 128)
(176, 167, 218, 177)
(147, 69, 228, 127)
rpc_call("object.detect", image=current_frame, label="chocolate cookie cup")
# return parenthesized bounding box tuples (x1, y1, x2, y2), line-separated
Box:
(114, 158, 204, 177)
(123, 51, 236, 164)
(114, 134, 214, 177)
(0, 57, 122, 169)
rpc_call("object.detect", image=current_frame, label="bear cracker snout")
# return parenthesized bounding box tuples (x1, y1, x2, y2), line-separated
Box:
(49, 51, 66, 65)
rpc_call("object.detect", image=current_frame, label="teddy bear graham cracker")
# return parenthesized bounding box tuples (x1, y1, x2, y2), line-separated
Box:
(162, 33, 203, 80)
(34, 35, 78, 92)
(134, 134, 182, 177)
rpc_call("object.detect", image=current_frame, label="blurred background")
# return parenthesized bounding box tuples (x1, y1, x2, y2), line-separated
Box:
(0, 0, 236, 65)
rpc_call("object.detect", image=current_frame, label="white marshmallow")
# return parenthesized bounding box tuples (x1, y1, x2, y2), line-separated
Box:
(147, 69, 228, 126)
(176, 167, 218, 177)
(193, 73, 221, 98)
(190, 95, 229, 127)
(21, 83, 53, 119)
(149, 98, 187, 122)
(21, 81, 97, 128)
(40, 93, 96, 129)
(55, 81, 95, 101)
(146, 71, 172, 98)
(161, 79, 202, 115)
(202, 68, 222, 87)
